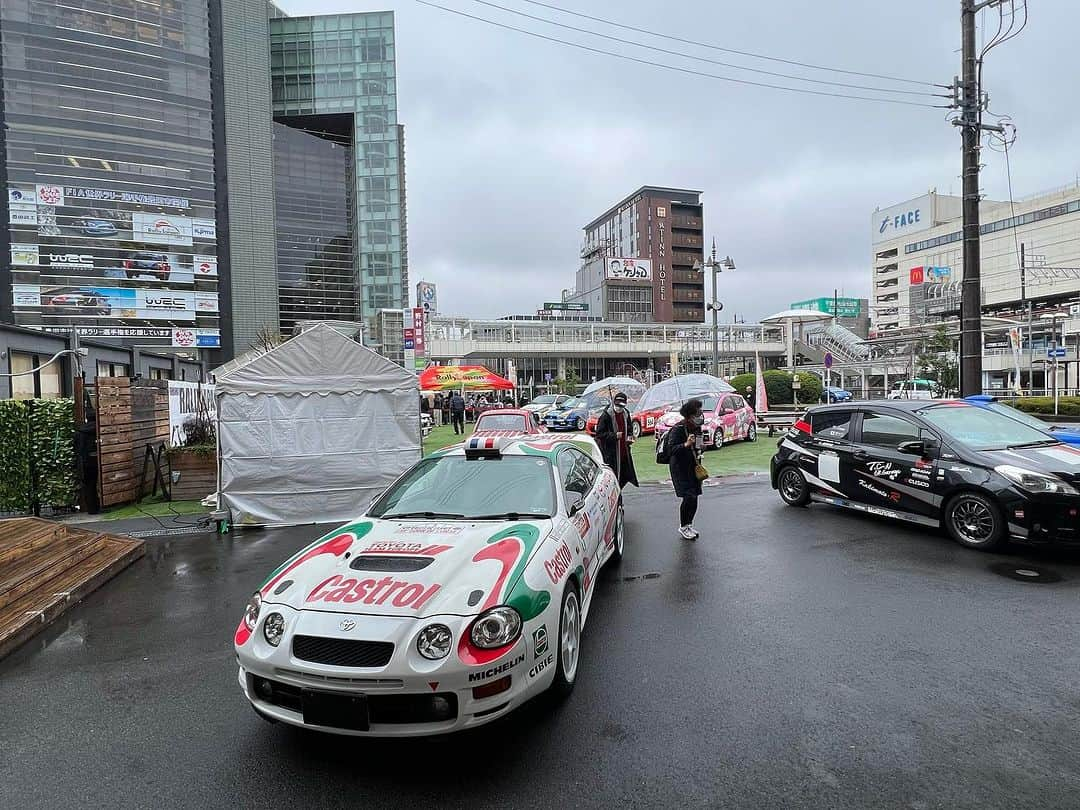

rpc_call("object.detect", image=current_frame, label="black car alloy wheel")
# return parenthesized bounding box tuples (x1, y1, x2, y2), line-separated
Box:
(778, 465, 810, 507)
(945, 493, 1005, 550)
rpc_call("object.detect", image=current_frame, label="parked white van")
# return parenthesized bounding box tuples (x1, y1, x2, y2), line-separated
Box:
(886, 379, 940, 400)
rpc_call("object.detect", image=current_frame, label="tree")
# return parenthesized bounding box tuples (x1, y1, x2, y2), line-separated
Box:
(916, 325, 959, 395)
(250, 324, 284, 355)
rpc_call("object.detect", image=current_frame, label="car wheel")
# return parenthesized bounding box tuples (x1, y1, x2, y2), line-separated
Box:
(746, 423, 757, 442)
(607, 499, 625, 565)
(944, 493, 1006, 550)
(550, 581, 581, 698)
(631, 420, 642, 439)
(777, 464, 811, 507)
(576, 416, 586, 431)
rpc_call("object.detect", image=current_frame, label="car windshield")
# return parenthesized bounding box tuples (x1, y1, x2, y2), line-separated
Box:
(984, 402, 1059, 434)
(370, 455, 556, 519)
(561, 398, 584, 409)
(920, 404, 1057, 451)
(476, 414, 526, 432)
(700, 395, 720, 411)
(531, 395, 558, 405)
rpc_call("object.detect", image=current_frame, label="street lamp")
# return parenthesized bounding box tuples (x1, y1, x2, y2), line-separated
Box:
(694, 249, 735, 377)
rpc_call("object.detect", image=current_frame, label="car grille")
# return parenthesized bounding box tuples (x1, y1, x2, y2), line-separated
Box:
(292, 635, 394, 668)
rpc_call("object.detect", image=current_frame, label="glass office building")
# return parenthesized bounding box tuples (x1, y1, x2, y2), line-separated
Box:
(270, 12, 407, 325)
(0, 0, 222, 350)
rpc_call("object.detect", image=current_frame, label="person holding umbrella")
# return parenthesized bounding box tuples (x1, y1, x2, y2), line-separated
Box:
(595, 392, 638, 489)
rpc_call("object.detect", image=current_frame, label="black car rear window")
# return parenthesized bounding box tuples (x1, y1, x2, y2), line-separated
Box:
(811, 410, 852, 439)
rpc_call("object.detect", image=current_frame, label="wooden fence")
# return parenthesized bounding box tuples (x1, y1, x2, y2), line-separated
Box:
(95, 378, 170, 508)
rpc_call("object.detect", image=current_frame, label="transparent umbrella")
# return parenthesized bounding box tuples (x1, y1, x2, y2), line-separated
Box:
(634, 373, 734, 413)
(583, 376, 647, 401)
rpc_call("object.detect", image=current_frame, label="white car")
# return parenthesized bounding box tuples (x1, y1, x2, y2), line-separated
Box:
(234, 434, 624, 736)
(522, 394, 572, 418)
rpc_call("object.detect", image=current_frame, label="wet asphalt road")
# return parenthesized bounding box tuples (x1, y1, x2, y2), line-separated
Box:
(2, 479, 1080, 809)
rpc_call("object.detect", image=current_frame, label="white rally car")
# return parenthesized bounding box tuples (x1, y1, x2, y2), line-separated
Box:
(234, 434, 624, 736)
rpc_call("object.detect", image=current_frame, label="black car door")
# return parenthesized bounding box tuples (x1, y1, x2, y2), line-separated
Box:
(849, 409, 942, 519)
(803, 409, 857, 496)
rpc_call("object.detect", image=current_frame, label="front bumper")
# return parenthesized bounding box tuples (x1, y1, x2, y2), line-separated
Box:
(999, 490, 1080, 545)
(236, 607, 548, 736)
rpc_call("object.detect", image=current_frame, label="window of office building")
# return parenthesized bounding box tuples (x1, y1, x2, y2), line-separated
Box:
(9, 351, 63, 399)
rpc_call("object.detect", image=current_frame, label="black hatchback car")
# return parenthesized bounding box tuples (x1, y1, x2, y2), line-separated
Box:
(771, 400, 1080, 550)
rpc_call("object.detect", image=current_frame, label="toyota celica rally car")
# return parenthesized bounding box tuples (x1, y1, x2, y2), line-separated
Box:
(234, 434, 624, 736)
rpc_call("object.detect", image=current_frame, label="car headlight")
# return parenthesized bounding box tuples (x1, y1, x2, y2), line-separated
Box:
(995, 465, 1078, 496)
(470, 606, 522, 649)
(416, 624, 453, 660)
(263, 612, 285, 647)
(243, 592, 262, 632)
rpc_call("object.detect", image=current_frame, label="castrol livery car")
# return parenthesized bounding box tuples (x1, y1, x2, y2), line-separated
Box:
(234, 434, 625, 736)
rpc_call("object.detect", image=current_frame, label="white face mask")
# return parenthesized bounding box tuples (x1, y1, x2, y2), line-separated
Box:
(614, 403, 626, 412)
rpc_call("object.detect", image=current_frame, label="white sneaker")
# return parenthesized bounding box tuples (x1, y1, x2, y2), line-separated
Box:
(679, 526, 697, 541)
(688, 525, 700, 539)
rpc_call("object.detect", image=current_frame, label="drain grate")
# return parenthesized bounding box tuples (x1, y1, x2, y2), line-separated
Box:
(988, 562, 1064, 584)
(126, 526, 213, 538)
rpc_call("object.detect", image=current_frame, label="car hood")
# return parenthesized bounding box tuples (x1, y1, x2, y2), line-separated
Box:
(965, 443, 1080, 482)
(258, 517, 552, 618)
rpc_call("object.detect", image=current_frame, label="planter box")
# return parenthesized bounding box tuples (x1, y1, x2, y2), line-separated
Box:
(168, 449, 216, 501)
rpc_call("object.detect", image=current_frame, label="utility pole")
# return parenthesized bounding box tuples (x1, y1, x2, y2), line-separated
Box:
(694, 244, 734, 378)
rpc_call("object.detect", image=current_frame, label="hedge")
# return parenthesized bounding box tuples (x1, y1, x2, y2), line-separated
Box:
(729, 370, 823, 406)
(1005, 397, 1080, 417)
(0, 398, 77, 513)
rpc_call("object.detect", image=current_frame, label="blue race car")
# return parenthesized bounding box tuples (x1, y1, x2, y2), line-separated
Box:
(965, 395, 1080, 446)
(820, 386, 853, 403)
(543, 396, 592, 431)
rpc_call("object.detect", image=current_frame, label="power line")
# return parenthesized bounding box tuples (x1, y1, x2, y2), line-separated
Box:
(469, 0, 945, 98)
(513, 0, 947, 89)
(415, 1, 949, 109)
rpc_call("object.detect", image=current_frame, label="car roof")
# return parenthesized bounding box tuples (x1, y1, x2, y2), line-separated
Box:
(432, 434, 597, 459)
(477, 408, 530, 417)
(807, 399, 969, 414)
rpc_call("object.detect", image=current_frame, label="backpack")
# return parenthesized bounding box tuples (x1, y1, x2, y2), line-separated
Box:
(655, 429, 672, 465)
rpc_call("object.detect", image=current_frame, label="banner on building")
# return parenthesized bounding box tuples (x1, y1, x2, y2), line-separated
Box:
(132, 212, 193, 246)
(193, 254, 218, 276)
(64, 186, 190, 209)
(38, 285, 200, 321)
(10, 244, 39, 266)
(9, 203, 38, 226)
(192, 219, 216, 240)
(606, 257, 653, 281)
(171, 328, 221, 348)
(412, 307, 426, 354)
(12, 284, 41, 307)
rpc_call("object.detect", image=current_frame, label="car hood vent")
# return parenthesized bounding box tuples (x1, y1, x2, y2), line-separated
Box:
(349, 555, 433, 572)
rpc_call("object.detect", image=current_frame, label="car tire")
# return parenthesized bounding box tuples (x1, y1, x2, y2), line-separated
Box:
(550, 580, 582, 699)
(607, 499, 625, 566)
(944, 492, 1006, 551)
(746, 423, 757, 443)
(777, 464, 811, 507)
(576, 417, 586, 431)
(631, 420, 642, 439)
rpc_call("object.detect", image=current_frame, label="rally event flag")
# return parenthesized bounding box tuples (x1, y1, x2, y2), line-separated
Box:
(754, 353, 769, 413)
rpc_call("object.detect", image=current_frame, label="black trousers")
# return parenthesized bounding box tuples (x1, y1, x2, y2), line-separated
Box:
(451, 412, 465, 434)
(680, 494, 698, 526)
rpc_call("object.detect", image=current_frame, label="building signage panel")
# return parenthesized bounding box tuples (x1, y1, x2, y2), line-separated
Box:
(10, 244, 39, 266)
(132, 212, 193, 246)
(13, 284, 42, 307)
(872, 195, 932, 245)
(193, 254, 218, 276)
(35, 184, 65, 206)
(412, 307, 426, 354)
(910, 266, 925, 285)
(417, 282, 437, 317)
(195, 293, 219, 313)
(606, 257, 653, 281)
(64, 186, 190, 209)
(192, 218, 216, 240)
(8, 187, 36, 204)
(42, 252, 95, 270)
(544, 302, 589, 311)
(790, 297, 863, 318)
(9, 203, 38, 226)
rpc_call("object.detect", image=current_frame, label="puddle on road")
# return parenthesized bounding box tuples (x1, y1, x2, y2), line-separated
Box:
(988, 562, 1064, 584)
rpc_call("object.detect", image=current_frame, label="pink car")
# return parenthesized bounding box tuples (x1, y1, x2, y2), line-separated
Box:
(654, 393, 757, 449)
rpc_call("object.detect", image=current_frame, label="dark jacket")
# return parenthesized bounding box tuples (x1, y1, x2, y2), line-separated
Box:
(595, 407, 638, 488)
(745, 390, 756, 410)
(667, 422, 702, 498)
(449, 393, 465, 414)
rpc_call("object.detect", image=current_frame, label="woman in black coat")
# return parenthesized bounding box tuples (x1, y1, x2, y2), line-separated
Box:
(594, 392, 639, 489)
(666, 398, 704, 540)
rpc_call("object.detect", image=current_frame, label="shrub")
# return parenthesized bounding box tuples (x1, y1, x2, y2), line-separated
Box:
(1005, 397, 1080, 417)
(0, 400, 30, 512)
(728, 370, 822, 406)
(0, 398, 76, 512)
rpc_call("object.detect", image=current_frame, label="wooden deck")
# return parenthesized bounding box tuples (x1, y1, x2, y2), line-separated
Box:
(0, 518, 144, 660)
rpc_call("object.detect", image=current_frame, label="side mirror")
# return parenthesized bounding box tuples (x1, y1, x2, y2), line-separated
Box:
(569, 496, 586, 516)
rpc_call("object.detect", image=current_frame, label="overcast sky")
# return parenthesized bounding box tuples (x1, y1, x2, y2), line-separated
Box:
(279, 0, 1078, 322)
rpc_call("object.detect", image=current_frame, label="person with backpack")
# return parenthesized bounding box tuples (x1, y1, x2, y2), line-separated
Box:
(658, 398, 705, 540)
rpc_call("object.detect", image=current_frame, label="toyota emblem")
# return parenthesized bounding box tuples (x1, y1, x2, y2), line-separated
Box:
(339, 619, 356, 631)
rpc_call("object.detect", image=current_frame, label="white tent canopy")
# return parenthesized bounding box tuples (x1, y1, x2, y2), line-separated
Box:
(213, 323, 420, 527)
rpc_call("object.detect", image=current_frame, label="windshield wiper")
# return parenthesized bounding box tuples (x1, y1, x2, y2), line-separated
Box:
(467, 512, 553, 521)
(381, 511, 468, 520)
(1007, 440, 1059, 449)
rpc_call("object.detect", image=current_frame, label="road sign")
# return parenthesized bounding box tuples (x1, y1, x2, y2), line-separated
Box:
(1048, 348, 1067, 358)
(824, 352, 834, 370)
(1070, 303, 1080, 316)
(544, 302, 588, 312)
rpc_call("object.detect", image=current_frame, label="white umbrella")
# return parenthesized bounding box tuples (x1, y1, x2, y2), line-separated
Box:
(583, 376, 646, 399)
(634, 373, 734, 413)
